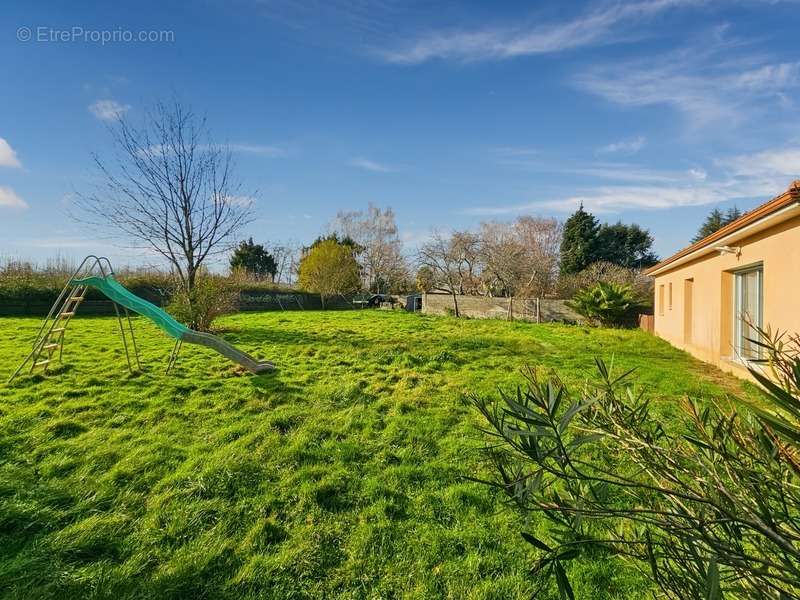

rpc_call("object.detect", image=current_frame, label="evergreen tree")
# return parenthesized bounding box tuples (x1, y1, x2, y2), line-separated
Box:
(559, 204, 600, 275)
(597, 222, 659, 269)
(229, 238, 277, 280)
(725, 206, 742, 224)
(692, 206, 742, 243)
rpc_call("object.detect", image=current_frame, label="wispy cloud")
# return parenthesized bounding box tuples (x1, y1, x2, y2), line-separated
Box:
(716, 147, 800, 179)
(228, 143, 288, 157)
(348, 157, 397, 173)
(491, 150, 703, 184)
(224, 195, 257, 208)
(0, 186, 28, 209)
(597, 136, 647, 155)
(138, 142, 288, 158)
(464, 184, 725, 216)
(465, 145, 800, 216)
(88, 99, 131, 121)
(0, 138, 22, 168)
(375, 0, 703, 64)
(574, 40, 800, 127)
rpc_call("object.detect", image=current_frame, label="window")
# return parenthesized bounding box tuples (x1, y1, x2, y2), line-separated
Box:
(683, 279, 693, 344)
(668, 282, 673, 311)
(734, 266, 763, 360)
(658, 285, 665, 316)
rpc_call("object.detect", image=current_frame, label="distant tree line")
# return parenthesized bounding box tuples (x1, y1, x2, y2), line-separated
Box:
(228, 197, 743, 317)
(415, 206, 660, 316)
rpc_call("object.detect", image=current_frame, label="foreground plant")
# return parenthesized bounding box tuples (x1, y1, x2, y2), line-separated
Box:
(472, 328, 800, 599)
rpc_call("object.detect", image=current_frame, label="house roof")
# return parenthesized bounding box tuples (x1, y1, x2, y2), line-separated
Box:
(644, 180, 800, 277)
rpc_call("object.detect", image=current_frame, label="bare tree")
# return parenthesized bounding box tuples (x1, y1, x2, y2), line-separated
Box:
(479, 221, 526, 296)
(514, 216, 562, 298)
(450, 231, 482, 295)
(331, 204, 408, 293)
(417, 231, 470, 316)
(477, 217, 562, 299)
(77, 102, 253, 298)
(268, 241, 300, 285)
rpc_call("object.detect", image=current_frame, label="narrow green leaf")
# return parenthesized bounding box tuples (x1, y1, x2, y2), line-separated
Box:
(705, 557, 721, 600)
(520, 531, 551, 552)
(554, 561, 576, 600)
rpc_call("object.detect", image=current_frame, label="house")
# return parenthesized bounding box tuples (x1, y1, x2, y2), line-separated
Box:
(645, 180, 800, 379)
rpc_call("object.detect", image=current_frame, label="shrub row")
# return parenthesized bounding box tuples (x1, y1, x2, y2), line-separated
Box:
(0, 267, 307, 316)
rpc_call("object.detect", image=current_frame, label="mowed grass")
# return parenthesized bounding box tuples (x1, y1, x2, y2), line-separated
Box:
(0, 310, 759, 599)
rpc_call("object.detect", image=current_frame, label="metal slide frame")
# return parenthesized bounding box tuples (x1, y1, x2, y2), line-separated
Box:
(8, 255, 140, 383)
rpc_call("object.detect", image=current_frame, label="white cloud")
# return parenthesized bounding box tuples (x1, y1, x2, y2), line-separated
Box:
(348, 157, 397, 173)
(138, 142, 287, 158)
(88, 99, 131, 121)
(688, 167, 708, 181)
(575, 44, 800, 127)
(464, 145, 800, 216)
(464, 185, 726, 216)
(375, 0, 703, 64)
(491, 153, 703, 184)
(597, 136, 646, 154)
(716, 147, 800, 179)
(562, 164, 685, 184)
(0, 138, 22, 168)
(0, 186, 28, 209)
(224, 195, 256, 208)
(228, 143, 288, 157)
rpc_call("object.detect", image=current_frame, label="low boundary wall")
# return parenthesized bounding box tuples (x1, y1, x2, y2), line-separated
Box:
(421, 293, 581, 323)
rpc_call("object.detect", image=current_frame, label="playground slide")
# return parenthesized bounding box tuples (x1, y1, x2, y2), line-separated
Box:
(73, 275, 273, 373)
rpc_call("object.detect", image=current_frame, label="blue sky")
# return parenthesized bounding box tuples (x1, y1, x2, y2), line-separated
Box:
(2, 0, 799, 267)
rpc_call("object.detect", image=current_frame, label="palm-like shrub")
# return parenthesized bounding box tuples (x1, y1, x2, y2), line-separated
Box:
(568, 281, 637, 326)
(472, 327, 800, 599)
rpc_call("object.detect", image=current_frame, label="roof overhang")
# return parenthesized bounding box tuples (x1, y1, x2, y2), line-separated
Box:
(646, 199, 800, 278)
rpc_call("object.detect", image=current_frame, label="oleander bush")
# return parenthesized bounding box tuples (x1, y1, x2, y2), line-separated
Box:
(472, 326, 800, 599)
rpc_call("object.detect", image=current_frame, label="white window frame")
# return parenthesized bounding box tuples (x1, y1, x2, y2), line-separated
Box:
(733, 264, 763, 362)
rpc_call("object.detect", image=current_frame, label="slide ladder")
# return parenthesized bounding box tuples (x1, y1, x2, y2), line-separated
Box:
(8, 256, 272, 383)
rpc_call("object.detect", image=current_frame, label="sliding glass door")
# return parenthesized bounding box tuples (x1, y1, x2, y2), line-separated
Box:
(734, 266, 763, 360)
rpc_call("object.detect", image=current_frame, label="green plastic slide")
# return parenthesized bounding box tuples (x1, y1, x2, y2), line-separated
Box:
(73, 275, 273, 373)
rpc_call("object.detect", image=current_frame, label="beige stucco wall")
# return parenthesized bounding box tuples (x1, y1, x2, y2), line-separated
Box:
(652, 214, 800, 378)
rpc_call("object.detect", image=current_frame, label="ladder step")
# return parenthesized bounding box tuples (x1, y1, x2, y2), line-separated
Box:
(59, 312, 76, 318)
(42, 343, 60, 350)
(69, 296, 84, 303)
(34, 359, 51, 367)
(50, 328, 66, 334)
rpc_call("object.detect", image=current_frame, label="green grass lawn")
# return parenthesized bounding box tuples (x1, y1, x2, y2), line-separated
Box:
(0, 310, 759, 599)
